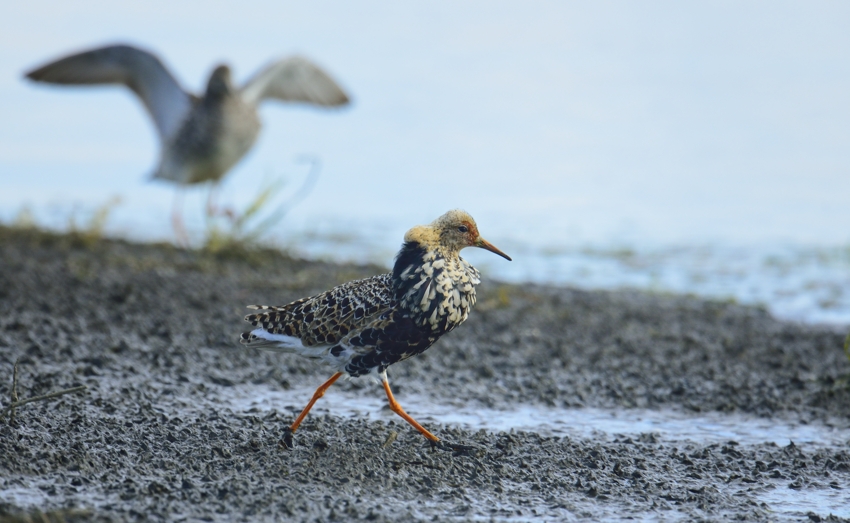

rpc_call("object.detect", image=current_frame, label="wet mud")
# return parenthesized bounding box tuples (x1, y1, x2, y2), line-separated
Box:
(1, 227, 849, 522)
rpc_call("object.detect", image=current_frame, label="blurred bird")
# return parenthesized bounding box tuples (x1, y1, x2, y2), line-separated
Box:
(25, 43, 351, 243)
(240, 210, 511, 450)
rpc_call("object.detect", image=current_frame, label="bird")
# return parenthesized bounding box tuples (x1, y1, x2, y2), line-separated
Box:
(240, 209, 511, 450)
(24, 43, 351, 244)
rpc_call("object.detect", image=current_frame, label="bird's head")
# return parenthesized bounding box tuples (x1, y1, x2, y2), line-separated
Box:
(405, 209, 511, 261)
(205, 64, 234, 99)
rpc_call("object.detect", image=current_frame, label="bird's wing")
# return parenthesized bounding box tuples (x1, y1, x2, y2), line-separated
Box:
(239, 56, 350, 108)
(242, 273, 392, 347)
(25, 44, 194, 142)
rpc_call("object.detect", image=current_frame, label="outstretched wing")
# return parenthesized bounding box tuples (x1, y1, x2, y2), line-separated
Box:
(239, 56, 350, 108)
(25, 44, 194, 142)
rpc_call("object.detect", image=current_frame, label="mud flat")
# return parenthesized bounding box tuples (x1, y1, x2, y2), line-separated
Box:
(1, 227, 849, 522)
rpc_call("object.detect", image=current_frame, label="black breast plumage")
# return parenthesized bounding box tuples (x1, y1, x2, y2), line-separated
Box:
(343, 242, 480, 375)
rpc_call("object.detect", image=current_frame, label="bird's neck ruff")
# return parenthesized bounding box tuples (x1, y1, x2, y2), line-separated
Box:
(402, 224, 464, 259)
(392, 240, 481, 332)
(392, 241, 429, 290)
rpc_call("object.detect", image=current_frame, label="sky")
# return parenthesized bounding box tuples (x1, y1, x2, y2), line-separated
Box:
(1, 1, 849, 252)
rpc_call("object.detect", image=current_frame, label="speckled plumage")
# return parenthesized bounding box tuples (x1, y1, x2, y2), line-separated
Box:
(239, 209, 511, 446)
(240, 216, 488, 376)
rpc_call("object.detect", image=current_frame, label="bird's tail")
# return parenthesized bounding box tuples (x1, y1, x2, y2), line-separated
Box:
(239, 330, 294, 351)
(240, 305, 301, 352)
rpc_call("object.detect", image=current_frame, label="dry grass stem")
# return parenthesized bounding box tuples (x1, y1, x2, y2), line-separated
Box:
(2, 385, 88, 418)
(203, 156, 321, 252)
(10, 358, 19, 423)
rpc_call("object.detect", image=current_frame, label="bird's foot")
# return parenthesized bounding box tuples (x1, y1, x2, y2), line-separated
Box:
(206, 204, 237, 223)
(430, 439, 485, 457)
(279, 428, 295, 450)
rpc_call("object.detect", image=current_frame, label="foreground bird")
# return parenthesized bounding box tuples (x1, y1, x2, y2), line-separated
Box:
(25, 43, 350, 242)
(240, 210, 511, 449)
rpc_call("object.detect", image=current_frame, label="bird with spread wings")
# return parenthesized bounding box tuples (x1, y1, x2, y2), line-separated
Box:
(26, 43, 351, 243)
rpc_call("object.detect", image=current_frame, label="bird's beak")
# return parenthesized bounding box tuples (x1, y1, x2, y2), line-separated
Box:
(475, 238, 512, 261)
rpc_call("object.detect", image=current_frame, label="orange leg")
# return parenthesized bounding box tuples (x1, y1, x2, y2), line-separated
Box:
(288, 372, 343, 433)
(382, 376, 439, 442)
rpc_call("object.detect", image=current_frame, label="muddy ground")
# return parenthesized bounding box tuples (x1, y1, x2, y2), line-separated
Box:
(1, 227, 849, 522)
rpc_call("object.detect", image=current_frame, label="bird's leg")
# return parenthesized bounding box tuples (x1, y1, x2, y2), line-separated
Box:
(381, 372, 483, 456)
(205, 182, 235, 222)
(171, 189, 189, 247)
(282, 372, 343, 448)
(205, 182, 219, 218)
(381, 373, 439, 442)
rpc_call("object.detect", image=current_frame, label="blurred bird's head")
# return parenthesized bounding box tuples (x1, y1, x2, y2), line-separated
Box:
(205, 65, 233, 99)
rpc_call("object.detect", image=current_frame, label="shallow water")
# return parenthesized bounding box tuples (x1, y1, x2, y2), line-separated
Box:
(0, 487, 50, 508)
(283, 227, 850, 325)
(759, 487, 850, 521)
(225, 384, 849, 448)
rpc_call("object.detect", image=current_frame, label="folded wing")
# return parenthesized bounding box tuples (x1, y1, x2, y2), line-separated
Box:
(25, 44, 194, 143)
(241, 273, 392, 348)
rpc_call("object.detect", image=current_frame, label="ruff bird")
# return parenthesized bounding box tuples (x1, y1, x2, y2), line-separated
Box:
(25, 43, 350, 242)
(240, 210, 511, 450)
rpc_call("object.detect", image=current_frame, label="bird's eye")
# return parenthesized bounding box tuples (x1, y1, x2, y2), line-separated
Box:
(457, 225, 469, 233)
